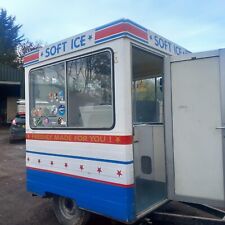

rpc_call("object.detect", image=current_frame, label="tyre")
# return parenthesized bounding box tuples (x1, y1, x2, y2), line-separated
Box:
(53, 196, 90, 225)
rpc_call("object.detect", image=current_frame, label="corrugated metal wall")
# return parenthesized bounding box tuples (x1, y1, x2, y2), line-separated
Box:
(0, 64, 25, 98)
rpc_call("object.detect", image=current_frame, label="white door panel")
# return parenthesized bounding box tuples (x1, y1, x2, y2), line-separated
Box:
(168, 56, 225, 203)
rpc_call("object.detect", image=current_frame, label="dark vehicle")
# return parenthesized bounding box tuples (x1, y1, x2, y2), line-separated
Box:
(9, 114, 25, 142)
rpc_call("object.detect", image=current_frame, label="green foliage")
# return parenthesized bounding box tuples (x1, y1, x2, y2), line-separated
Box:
(0, 8, 24, 67)
(135, 79, 156, 101)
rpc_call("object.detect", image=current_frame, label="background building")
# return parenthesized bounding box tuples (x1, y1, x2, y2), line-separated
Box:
(0, 64, 24, 125)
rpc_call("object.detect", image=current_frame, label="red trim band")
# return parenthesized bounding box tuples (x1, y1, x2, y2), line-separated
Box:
(95, 23, 148, 41)
(24, 52, 39, 64)
(27, 166, 134, 188)
(26, 133, 133, 145)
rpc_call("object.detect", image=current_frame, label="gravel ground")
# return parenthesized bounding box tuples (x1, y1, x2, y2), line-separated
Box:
(0, 128, 123, 225)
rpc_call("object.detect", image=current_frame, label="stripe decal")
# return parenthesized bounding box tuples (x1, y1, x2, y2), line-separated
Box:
(24, 52, 39, 66)
(27, 166, 134, 188)
(95, 23, 148, 42)
(26, 133, 133, 145)
(26, 150, 133, 165)
(27, 168, 135, 221)
(95, 18, 147, 32)
(95, 32, 148, 44)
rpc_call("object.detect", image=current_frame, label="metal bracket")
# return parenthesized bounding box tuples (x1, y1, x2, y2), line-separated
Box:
(216, 127, 225, 129)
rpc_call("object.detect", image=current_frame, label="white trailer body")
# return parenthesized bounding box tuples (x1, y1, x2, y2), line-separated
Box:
(24, 19, 225, 224)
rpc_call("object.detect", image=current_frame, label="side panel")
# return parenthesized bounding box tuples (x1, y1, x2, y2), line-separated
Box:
(25, 39, 135, 222)
(165, 51, 225, 206)
(134, 125, 165, 182)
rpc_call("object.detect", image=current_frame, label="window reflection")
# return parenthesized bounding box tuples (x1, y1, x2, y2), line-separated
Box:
(29, 63, 66, 127)
(133, 76, 163, 124)
(67, 51, 113, 128)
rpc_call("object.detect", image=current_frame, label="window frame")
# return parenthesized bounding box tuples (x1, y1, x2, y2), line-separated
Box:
(29, 48, 115, 130)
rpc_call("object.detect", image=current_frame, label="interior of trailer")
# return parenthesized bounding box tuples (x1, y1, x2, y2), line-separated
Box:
(132, 46, 167, 214)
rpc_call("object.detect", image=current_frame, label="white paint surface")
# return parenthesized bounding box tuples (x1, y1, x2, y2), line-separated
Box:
(133, 125, 166, 182)
(171, 57, 224, 200)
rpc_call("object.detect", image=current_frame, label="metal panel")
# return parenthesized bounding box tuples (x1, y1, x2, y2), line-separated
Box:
(165, 50, 225, 207)
(172, 57, 223, 200)
(219, 49, 225, 207)
(0, 64, 25, 98)
(164, 57, 175, 199)
(133, 125, 154, 180)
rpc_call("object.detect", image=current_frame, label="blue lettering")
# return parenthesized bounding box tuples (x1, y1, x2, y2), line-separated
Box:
(45, 48, 50, 57)
(71, 39, 74, 49)
(56, 43, 62, 54)
(74, 37, 80, 48)
(154, 36, 171, 52)
(80, 35, 86, 46)
(154, 36, 159, 47)
(50, 46, 57, 56)
(159, 38, 164, 48)
(62, 41, 67, 51)
(165, 41, 171, 52)
(174, 46, 182, 55)
(71, 35, 86, 49)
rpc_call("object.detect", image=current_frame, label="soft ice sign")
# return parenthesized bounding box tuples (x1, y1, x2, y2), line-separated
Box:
(148, 30, 189, 55)
(39, 29, 95, 61)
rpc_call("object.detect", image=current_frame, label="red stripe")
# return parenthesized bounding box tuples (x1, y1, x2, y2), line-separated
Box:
(27, 166, 134, 188)
(95, 23, 148, 40)
(26, 133, 133, 145)
(24, 52, 39, 63)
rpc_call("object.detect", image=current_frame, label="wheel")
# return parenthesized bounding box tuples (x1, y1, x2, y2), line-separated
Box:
(53, 196, 90, 225)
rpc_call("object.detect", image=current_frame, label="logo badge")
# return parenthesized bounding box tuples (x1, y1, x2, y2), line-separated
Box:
(58, 105, 65, 116)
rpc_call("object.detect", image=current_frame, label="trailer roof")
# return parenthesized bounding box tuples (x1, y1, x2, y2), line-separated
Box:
(24, 18, 190, 67)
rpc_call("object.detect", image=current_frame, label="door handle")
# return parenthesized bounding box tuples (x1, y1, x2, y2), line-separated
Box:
(134, 140, 139, 143)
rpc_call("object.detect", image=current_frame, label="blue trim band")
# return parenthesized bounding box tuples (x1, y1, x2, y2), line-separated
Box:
(25, 49, 39, 56)
(96, 18, 125, 31)
(95, 18, 147, 32)
(95, 32, 148, 44)
(26, 150, 133, 165)
(124, 19, 148, 31)
(24, 59, 39, 67)
(126, 32, 148, 43)
(27, 168, 135, 222)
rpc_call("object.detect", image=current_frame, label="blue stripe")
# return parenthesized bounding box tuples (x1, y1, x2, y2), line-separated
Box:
(27, 168, 135, 222)
(124, 19, 148, 31)
(96, 18, 125, 31)
(95, 18, 147, 32)
(25, 49, 39, 56)
(24, 59, 39, 67)
(95, 32, 148, 44)
(126, 32, 148, 43)
(26, 150, 133, 165)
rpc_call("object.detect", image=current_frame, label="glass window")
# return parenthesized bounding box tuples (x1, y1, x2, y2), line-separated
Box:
(67, 51, 113, 128)
(29, 63, 66, 128)
(29, 50, 114, 129)
(133, 76, 163, 124)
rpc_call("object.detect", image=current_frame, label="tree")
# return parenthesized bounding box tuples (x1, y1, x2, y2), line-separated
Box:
(0, 8, 24, 67)
(16, 40, 43, 68)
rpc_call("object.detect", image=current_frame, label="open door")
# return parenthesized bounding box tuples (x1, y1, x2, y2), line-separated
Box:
(165, 50, 225, 207)
(132, 46, 167, 215)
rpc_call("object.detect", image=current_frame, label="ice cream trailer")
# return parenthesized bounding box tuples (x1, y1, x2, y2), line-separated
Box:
(24, 19, 225, 224)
